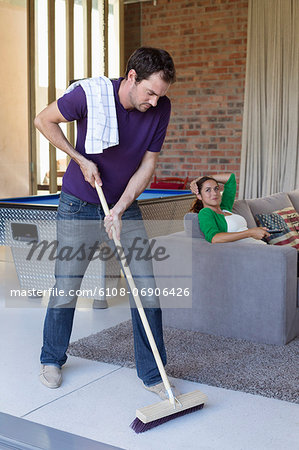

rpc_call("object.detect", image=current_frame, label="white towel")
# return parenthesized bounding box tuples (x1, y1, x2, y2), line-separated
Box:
(65, 76, 119, 154)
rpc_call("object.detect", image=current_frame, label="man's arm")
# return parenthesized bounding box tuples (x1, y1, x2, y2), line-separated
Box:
(104, 150, 159, 239)
(34, 101, 102, 187)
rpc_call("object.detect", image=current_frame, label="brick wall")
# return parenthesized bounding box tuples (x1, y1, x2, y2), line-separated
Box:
(124, 3, 141, 64)
(138, 0, 248, 185)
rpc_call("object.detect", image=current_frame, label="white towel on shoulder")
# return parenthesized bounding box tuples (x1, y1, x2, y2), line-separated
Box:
(65, 76, 119, 154)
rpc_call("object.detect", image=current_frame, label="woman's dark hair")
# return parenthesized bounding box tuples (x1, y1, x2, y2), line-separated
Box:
(125, 47, 176, 84)
(190, 176, 218, 213)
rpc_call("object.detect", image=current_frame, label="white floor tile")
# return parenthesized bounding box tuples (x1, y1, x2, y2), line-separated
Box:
(0, 294, 130, 416)
(23, 368, 299, 450)
(0, 308, 122, 417)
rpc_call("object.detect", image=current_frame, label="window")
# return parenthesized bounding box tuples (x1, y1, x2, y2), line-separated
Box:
(30, 0, 121, 193)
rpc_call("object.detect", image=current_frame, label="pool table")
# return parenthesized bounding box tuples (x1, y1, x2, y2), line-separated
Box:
(0, 188, 191, 208)
(0, 189, 193, 306)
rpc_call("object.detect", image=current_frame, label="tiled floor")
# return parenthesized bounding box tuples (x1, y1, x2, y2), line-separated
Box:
(0, 246, 298, 450)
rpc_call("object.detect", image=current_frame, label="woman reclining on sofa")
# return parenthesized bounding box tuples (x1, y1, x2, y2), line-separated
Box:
(190, 173, 270, 244)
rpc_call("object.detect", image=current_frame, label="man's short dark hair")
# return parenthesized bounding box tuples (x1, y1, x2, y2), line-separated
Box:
(125, 47, 176, 84)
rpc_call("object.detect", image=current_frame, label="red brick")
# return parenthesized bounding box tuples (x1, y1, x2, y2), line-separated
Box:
(125, 0, 248, 180)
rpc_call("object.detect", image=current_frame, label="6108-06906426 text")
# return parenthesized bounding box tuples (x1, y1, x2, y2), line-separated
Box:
(10, 287, 190, 298)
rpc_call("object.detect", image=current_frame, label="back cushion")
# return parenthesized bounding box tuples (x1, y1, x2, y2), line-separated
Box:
(232, 199, 256, 228)
(247, 192, 293, 220)
(287, 190, 299, 212)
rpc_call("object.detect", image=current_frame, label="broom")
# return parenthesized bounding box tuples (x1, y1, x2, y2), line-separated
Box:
(95, 183, 207, 433)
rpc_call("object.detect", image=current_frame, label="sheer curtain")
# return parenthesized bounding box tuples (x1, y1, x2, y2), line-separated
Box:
(239, 0, 299, 199)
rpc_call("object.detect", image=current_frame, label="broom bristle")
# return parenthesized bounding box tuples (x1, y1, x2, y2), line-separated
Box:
(130, 403, 204, 433)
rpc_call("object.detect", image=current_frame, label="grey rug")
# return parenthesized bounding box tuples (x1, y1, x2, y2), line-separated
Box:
(68, 320, 299, 404)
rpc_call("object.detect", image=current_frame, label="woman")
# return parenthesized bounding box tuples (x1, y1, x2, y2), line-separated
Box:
(190, 173, 270, 244)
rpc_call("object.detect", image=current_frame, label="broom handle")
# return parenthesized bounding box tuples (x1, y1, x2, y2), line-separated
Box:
(95, 183, 175, 406)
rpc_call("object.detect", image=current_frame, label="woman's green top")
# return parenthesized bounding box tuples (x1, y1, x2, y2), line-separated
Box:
(198, 173, 236, 242)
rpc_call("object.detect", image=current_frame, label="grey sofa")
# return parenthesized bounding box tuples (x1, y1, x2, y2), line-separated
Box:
(153, 190, 299, 345)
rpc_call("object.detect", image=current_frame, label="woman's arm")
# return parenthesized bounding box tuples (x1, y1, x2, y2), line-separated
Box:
(211, 173, 233, 184)
(211, 227, 270, 243)
(190, 173, 233, 195)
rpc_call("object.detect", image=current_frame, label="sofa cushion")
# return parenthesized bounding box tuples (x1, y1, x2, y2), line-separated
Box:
(274, 207, 299, 234)
(232, 199, 256, 228)
(247, 192, 293, 219)
(255, 208, 299, 249)
(255, 212, 290, 234)
(255, 212, 294, 246)
(262, 228, 299, 249)
(287, 190, 299, 212)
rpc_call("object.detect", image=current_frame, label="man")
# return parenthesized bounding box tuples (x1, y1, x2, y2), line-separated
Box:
(34, 47, 178, 399)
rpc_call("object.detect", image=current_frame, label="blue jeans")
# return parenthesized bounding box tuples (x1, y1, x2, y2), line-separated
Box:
(40, 191, 166, 386)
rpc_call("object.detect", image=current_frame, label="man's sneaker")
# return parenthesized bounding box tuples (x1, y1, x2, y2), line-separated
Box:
(39, 365, 62, 389)
(142, 381, 181, 400)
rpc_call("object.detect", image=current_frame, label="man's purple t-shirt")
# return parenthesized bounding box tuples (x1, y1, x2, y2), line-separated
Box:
(57, 77, 171, 204)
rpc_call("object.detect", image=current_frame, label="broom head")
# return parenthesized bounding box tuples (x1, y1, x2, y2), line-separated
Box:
(130, 390, 207, 433)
